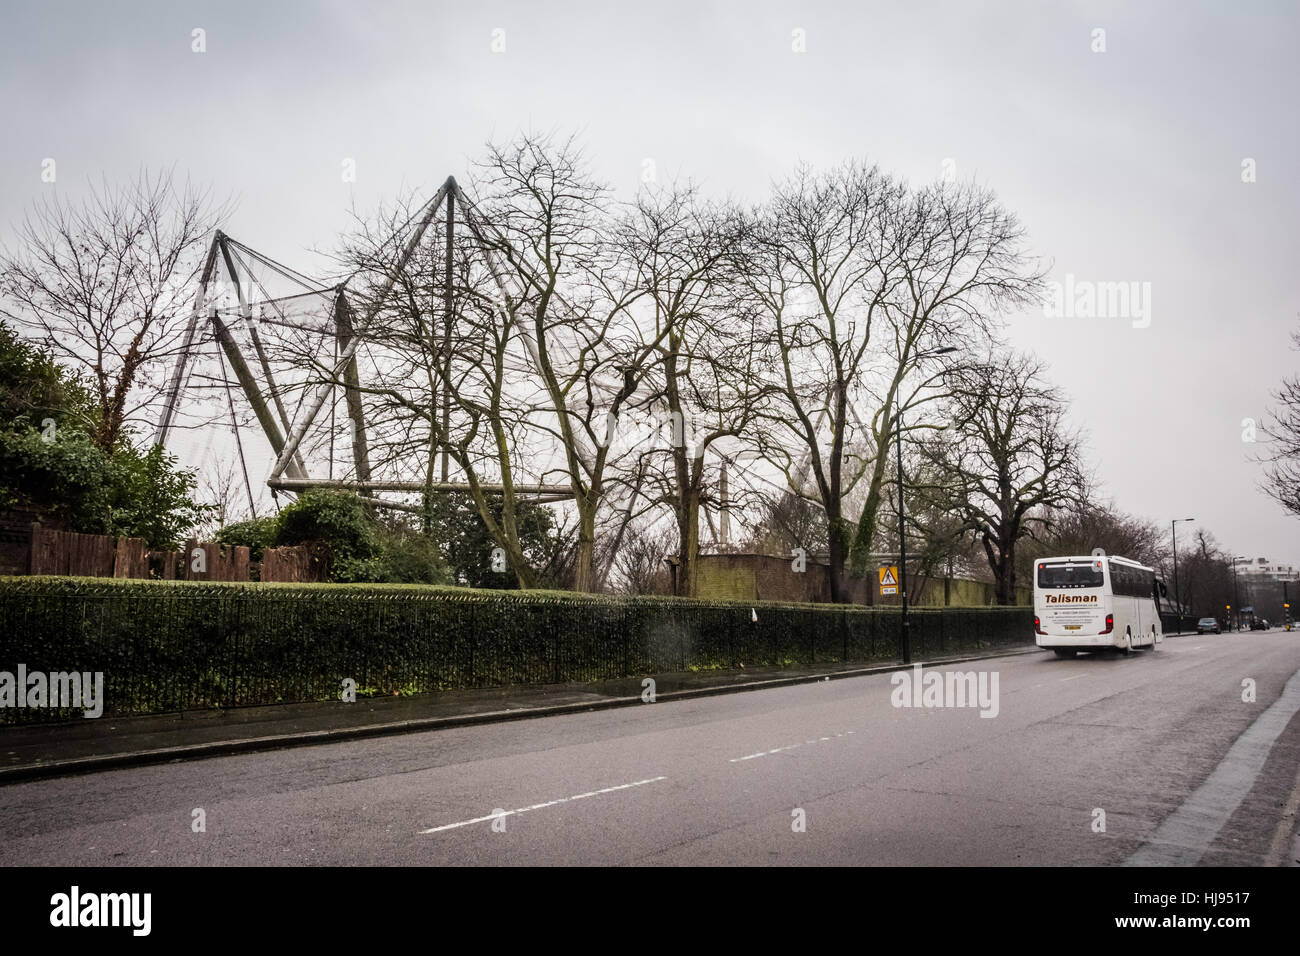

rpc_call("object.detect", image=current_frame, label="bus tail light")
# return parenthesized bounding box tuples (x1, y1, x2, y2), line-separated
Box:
(1100, 614, 1113, 635)
(1034, 616, 1045, 635)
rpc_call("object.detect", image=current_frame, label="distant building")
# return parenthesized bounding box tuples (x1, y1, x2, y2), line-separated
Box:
(1238, 557, 1299, 582)
(1235, 558, 1300, 623)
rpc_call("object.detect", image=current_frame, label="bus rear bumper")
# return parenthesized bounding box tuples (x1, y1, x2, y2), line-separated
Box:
(1036, 634, 1122, 649)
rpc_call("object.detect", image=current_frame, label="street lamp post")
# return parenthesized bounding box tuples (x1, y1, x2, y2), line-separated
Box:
(1230, 556, 1248, 631)
(896, 345, 957, 666)
(1170, 518, 1195, 634)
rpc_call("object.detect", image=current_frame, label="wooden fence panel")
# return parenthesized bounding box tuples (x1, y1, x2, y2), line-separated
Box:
(260, 542, 329, 583)
(29, 525, 60, 575)
(30, 528, 149, 578)
(25, 528, 322, 584)
(228, 545, 250, 582)
(181, 540, 251, 582)
(113, 537, 148, 578)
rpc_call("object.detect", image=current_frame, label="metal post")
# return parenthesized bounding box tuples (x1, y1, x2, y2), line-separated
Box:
(270, 179, 453, 482)
(1171, 520, 1180, 633)
(156, 235, 221, 447)
(441, 188, 454, 483)
(220, 234, 309, 479)
(209, 311, 307, 481)
(897, 392, 910, 665)
(215, 345, 257, 518)
(333, 292, 371, 482)
(1232, 560, 1241, 631)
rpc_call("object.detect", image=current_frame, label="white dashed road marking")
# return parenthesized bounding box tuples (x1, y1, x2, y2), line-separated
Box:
(420, 776, 668, 834)
(730, 731, 856, 763)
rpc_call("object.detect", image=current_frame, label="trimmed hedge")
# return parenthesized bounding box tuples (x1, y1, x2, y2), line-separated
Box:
(0, 577, 1033, 723)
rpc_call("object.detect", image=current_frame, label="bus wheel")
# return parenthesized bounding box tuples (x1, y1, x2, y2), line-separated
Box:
(1054, 649, 1077, 659)
(1121, 631, 1133, 655)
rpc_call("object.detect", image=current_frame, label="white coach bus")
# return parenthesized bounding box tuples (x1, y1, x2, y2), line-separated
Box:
(1034, 554, 1164, 657)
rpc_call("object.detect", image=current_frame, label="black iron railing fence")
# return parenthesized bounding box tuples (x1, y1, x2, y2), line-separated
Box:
(0, 578, 1034, 723)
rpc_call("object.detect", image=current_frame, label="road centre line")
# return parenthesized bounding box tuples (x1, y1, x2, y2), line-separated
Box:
(729, 731, 856, 763)
(420, 776, 668, 834)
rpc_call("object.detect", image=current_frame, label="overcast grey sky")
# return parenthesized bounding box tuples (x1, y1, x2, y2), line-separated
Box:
(2, 0, 1297, 562)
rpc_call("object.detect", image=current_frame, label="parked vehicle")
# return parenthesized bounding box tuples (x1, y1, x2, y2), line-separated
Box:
(1196, 617, 1221, 634)
(1251, 619, 1268, 631)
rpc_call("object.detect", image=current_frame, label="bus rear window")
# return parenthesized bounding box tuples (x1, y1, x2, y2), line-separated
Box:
(1037, 563, 1104, 589)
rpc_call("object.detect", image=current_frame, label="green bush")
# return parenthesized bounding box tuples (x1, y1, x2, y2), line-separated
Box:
(265, 488, 449, 584)
(0, 576, 1034, 722)
(0, 320, 95, 432)
(0, 319, 211, 549)
(421, 490, 569, 589)
(0, 426, 210, 549)
(215, 516, 278, 561)
(274, 489, 377, 563)
(374, 522, 449, 585)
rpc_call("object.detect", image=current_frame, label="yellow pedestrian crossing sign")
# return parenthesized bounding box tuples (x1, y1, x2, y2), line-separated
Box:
(879, 566, 898, 595)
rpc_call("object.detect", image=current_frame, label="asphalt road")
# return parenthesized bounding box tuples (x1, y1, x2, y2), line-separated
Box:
(2, 630, 1299, 866)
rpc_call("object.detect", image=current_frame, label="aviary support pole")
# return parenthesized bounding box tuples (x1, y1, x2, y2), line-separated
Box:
(210, 311, 307, 481)
(334, 291, 372, 482)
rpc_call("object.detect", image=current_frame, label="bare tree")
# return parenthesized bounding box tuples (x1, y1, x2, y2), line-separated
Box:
(617, 183, 762, 596)
(330, 187, 551, 588)
(918, 351, 1085, 605)
(1177, 529, 1236, 620)
(739, 161, 905, 602)
(467, 132, 650, 592)
(199, 454, 250, 534)
(1261, 323, 1300, 518)
(1024, 500, 1164, 573)
(0, 169, 228, 451)
(884, 449, 982, 603)
(848, 180, 1043, 576)
(610, 522, 675, 595)
(740, 165, 1040, 602)
(745, 491, 830, 557)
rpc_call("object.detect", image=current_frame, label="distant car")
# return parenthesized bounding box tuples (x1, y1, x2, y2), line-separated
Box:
(1197, 617, 1221, 634)
(1251, 619, 1268, 631)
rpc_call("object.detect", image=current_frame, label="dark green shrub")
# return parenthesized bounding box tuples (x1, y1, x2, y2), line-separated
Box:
(216, 516, 278, 561)
(375, 522, 450, 585)
(274, 489, 378, 566)
(0, 320, 210, 549)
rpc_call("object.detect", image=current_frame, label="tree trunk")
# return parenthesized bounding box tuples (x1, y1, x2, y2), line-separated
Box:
(511, 546, 538, 589)
(996, 533, 1017, 605)
(849, 449, 891, 577)
(677, 489, 701, 597)
(827, 511, 850, 603)
(573, 501, 597, 592)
